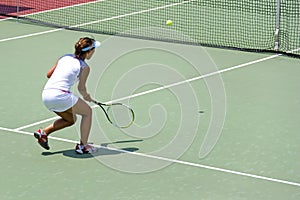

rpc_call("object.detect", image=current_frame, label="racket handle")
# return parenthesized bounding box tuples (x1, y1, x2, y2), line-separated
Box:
(93, 100, 105, 106)
(92, 100, 99, 105)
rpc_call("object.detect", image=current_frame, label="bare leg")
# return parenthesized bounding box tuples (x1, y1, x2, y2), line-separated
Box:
(43, 107, 76, 135)
(42, 98, 92, 145)
(70, 98, 92, 145)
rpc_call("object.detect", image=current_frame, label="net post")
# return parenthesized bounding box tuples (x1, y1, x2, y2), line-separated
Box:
(274, 0, 281, 51)
(16, 0, 21, 22)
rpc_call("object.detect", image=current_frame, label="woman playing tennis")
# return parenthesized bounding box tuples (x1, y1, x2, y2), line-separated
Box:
(34, 37, 100, 154)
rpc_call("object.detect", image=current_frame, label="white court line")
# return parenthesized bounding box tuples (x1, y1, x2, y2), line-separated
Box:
(14, 116, 60, 131)
(0, 126, 77, 144)
(1, 0, 299, 188)
(0, 126, 300, 187)
(19, 0, 107, 18)
(0, 0, 106, 22)
(13, 53, 281, 131)
(7, 52, 299, 188)
(0, 0, 195, 42)
(2, 0, 198, 131)
(12, 53, 279, 131)
(108, 54, 282, 104)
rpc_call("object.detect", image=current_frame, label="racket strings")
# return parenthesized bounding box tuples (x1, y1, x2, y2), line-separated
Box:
(106, 104, 134, 128)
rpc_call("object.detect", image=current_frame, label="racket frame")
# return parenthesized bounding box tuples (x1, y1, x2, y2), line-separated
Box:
(93, 101, 135, 128)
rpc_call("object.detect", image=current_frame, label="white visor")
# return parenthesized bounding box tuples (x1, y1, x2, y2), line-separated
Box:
(82, 41, 101, 52)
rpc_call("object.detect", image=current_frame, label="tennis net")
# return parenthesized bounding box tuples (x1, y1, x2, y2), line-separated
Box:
(1, 0, 299, 56)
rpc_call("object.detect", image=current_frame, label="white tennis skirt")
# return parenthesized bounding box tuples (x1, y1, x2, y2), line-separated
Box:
(42, 89, 79, 112)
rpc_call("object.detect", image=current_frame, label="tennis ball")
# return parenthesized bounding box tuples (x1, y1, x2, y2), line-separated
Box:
(166, 20, 173, 26)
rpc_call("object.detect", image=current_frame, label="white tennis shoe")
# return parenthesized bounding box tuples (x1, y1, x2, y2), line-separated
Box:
(75, 143, 97, 154)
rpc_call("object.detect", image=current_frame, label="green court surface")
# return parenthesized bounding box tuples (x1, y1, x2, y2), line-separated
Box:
(1, 18, 300, 200)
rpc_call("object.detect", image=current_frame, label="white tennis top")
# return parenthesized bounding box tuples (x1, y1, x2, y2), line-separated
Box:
(44, 54, 88, 91)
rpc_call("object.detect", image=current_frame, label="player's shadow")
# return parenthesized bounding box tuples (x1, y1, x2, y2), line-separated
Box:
(41, 139, 143, 159)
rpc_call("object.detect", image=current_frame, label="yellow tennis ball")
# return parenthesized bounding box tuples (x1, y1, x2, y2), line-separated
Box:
(166, 20, 173, 26)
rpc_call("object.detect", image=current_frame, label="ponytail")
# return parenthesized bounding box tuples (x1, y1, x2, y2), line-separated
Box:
(74, 37, 95, 60)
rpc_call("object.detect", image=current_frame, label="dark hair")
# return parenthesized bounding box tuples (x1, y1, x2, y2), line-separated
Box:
(74, 37, 95, 60)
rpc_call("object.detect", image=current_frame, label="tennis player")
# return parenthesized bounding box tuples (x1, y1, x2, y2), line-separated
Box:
(34, 37, 100, 154)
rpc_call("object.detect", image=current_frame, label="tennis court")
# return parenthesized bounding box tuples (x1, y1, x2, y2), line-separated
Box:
(1, 0, 300, 199)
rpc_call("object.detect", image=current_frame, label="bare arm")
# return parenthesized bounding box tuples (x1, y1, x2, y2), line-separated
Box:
(46, 61, 58, 78)
(78, 66, 93, 102)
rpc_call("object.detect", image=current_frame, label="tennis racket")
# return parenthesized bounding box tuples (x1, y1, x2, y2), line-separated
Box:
(93, 100, 135, 128)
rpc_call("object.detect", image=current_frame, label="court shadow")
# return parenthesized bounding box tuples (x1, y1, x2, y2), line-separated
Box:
(41, 139, 143, 159)
(101, 139, 143, 147)
(42, 147, 139, 159)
